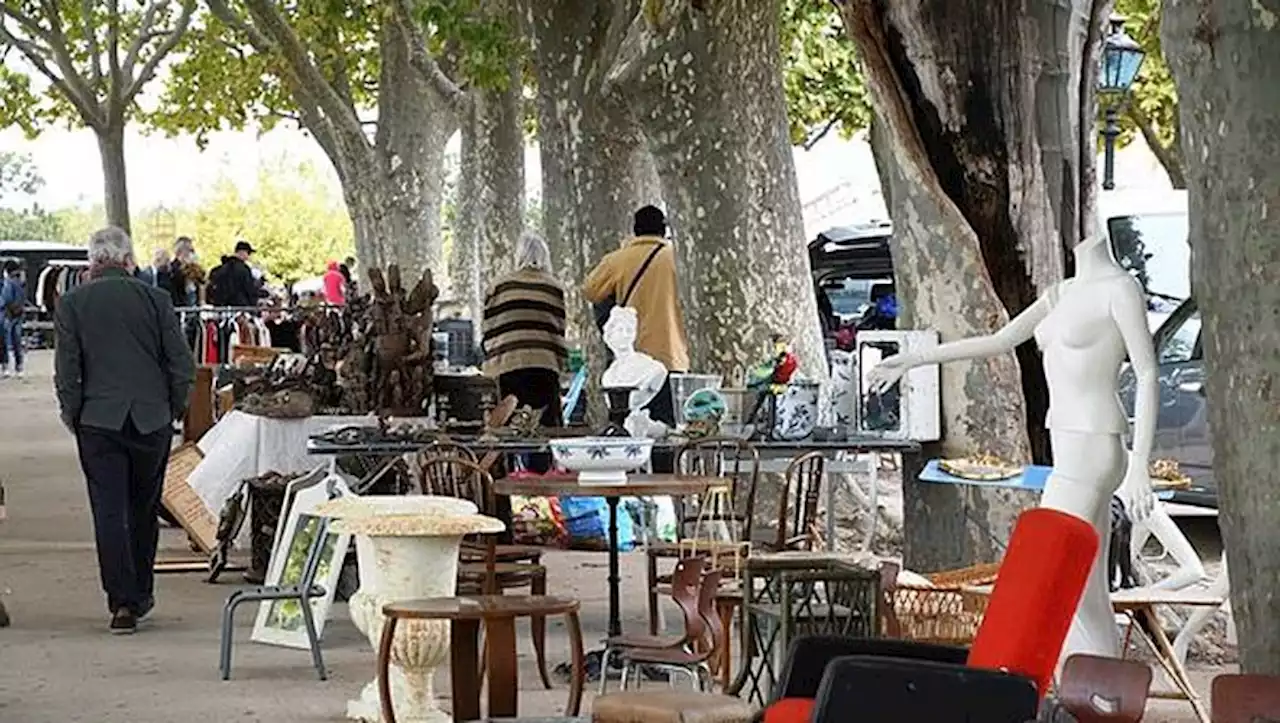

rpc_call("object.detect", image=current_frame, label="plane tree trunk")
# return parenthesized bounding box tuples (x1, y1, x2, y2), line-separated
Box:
(836, 0, 1110, 571)
(1162, 0, 1280, 674)
(606, 0, 825, 380)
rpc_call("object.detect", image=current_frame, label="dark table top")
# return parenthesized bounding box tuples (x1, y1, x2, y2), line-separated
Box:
(307, 434, 921, 457)
(383, 595, 580, 620)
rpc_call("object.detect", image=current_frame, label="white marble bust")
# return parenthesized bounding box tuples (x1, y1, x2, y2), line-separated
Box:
(600, 306, 668, 434)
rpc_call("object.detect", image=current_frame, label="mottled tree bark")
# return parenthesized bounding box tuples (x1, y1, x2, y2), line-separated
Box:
(839, 0, 1108, 571)
(606, 0, 825, 380)
(211, 0, 455, 282)
(521, 0, 662, 381)
(452, 37, 525, 323)
(97, 122, 132, 236)
(1163, 0, 1280, 674)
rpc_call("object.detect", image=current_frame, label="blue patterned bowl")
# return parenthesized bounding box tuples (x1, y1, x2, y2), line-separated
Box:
(549, 437, 655, 485)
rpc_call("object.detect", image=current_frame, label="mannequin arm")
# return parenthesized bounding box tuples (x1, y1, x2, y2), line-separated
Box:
(904, 293, 1052, 368)
(1112, 279, 1158, 478)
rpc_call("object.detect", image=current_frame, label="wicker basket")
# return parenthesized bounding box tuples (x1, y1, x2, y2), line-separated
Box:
(885, 562, 999, 645)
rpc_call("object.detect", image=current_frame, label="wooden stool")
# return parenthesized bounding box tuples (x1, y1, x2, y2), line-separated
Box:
(593, 691, 755, 723)
(379, 595, 585, 723)
(1058, 654, 1152, 722)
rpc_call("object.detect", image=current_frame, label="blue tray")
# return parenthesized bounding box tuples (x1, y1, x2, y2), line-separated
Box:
(918, 459, 1052, 492)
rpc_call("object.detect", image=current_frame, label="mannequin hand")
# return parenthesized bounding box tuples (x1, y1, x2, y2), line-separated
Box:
(866, 353, 913, 395)
(1120, 466, 1157, 522)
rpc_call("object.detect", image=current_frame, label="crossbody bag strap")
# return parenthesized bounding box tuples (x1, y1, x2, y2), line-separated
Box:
(620, 242, 666, 307)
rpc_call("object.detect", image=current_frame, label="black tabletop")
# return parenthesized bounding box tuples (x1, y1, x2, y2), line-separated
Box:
(306, 434, 920, 457)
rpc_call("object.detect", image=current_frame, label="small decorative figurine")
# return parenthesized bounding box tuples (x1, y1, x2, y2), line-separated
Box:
(745, 333, 799, 428)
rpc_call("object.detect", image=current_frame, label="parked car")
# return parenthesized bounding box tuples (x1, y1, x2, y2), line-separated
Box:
(808, 221, 896, 350)
(1105, 190, 1215, 509)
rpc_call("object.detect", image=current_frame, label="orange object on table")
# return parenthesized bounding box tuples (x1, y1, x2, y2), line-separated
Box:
(966, 507, 1098, 697)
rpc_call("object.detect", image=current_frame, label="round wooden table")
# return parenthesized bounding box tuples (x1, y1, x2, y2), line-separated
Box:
(493, 474, 730, 640)
(378, 595, 584, 723)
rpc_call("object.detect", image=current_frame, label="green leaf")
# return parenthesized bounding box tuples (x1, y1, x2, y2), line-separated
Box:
(781, 0, 870, 146)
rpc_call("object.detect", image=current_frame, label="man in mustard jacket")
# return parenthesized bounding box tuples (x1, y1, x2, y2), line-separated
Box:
(583, 205, 690, 428)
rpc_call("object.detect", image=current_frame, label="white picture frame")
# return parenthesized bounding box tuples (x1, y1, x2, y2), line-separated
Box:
(250, 468, 352, 649)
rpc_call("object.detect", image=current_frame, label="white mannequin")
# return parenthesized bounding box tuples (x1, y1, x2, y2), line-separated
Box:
(601, 306, 668, 435)
(870, 225, 1159, 661)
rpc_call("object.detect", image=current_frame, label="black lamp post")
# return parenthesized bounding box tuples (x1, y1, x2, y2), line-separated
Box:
(1098, 15, 1147, 190)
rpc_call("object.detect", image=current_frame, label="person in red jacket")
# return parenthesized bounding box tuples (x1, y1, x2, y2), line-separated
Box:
(322, 260, 346, 306)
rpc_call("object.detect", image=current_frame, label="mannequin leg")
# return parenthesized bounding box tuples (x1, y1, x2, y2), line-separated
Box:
(1172, 556, 1229, 666)
(1037, 432, 1126, 661)
(1041, 480, 1121, 659)
(1128, 506, 1207, 591)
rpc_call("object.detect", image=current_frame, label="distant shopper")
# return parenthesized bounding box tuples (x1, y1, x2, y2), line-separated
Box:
(223, 241, 264, 307)
(139, 248, 171, 289)
(1, 260, 26, 379)
(54, 227, 196, 634)
(168, 236, 202, 308)
(583, 205, 690, 426)
(482, 232, 568, 429)
(322, 261, 346, 306)
(340, 256, 358, 299)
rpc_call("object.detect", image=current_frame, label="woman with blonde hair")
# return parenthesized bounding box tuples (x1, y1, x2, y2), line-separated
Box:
(481, 231, 568, 438)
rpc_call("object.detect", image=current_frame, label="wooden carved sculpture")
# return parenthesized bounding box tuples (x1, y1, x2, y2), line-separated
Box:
(365, 264, 439, 417)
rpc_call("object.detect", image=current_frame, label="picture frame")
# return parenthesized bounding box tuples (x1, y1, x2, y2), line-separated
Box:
(250, 467, 352, 649)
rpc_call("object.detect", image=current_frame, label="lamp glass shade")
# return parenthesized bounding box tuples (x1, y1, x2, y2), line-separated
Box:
(1099, 30, 1146, 91)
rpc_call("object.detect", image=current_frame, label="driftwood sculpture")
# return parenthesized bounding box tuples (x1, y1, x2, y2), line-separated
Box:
(363, 264, 439, 417)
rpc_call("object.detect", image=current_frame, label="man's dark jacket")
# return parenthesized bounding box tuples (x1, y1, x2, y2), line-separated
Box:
(220, 256, 260, 307)
(54, 267, 196, 434)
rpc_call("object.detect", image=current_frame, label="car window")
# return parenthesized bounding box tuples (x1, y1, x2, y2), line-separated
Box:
(1159, 310, 1202, 364)
(1108, 212, 1190, 311)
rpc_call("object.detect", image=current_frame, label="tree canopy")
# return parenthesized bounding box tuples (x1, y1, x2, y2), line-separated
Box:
(781, 0, 869, 148)
(0, 151, 64, 241)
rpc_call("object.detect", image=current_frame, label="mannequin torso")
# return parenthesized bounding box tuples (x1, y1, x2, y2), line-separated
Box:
(867, 228, 1161, 664)
(1035, 274, 1133, 434)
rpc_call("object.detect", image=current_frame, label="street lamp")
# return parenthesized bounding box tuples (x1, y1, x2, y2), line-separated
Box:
(1098, 14, 1146, 190)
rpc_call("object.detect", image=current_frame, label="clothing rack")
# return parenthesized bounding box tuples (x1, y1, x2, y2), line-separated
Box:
(174, 305, 347, 366)
(36, 260, 91, 313)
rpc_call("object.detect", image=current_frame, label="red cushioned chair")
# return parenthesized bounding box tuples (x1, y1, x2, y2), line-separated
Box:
(966, 507, 1100, 697)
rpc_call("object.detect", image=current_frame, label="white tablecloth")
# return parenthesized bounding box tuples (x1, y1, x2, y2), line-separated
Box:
(188, 411, 376, 516)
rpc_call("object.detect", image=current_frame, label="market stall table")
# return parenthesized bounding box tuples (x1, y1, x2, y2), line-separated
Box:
(378, 595, 585, 723)
(493, 474, 732, 645)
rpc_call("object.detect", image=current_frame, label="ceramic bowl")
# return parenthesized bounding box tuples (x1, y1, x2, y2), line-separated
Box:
(549, 436, 655, 485)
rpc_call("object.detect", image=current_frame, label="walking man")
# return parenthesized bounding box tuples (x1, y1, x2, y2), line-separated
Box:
(55, 227, 195, 634)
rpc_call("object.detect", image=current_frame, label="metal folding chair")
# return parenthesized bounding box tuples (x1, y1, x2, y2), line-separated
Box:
(218, 515, 331, 681)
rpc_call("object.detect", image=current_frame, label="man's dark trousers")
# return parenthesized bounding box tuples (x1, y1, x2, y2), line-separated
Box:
(76, 419, 170, 614)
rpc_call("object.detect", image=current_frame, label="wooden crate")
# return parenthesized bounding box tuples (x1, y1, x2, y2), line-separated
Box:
(161, 443, 218, 554)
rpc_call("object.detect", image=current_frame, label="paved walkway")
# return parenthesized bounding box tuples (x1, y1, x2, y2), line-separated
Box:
(0, 352, 1229, 722)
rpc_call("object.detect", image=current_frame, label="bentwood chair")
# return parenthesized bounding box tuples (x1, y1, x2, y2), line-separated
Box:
(416, 455, 554, 689)
(1211, 674, 1280, 723)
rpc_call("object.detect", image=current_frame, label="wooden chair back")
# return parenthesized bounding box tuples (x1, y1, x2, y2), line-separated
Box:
(1212, 674, 1280, 723)
(1058, 654, 1152, 722)
(777, 451, 825, 551)
(696, 569, 727, 661)
(416, 456, 498, 592)
(670, 556, 709, 645)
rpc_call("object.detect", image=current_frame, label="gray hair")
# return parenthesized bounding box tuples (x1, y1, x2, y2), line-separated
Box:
(153, 247, 171, 267)
(88, 226, 135, 267)
(514, 231, 552, 271)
